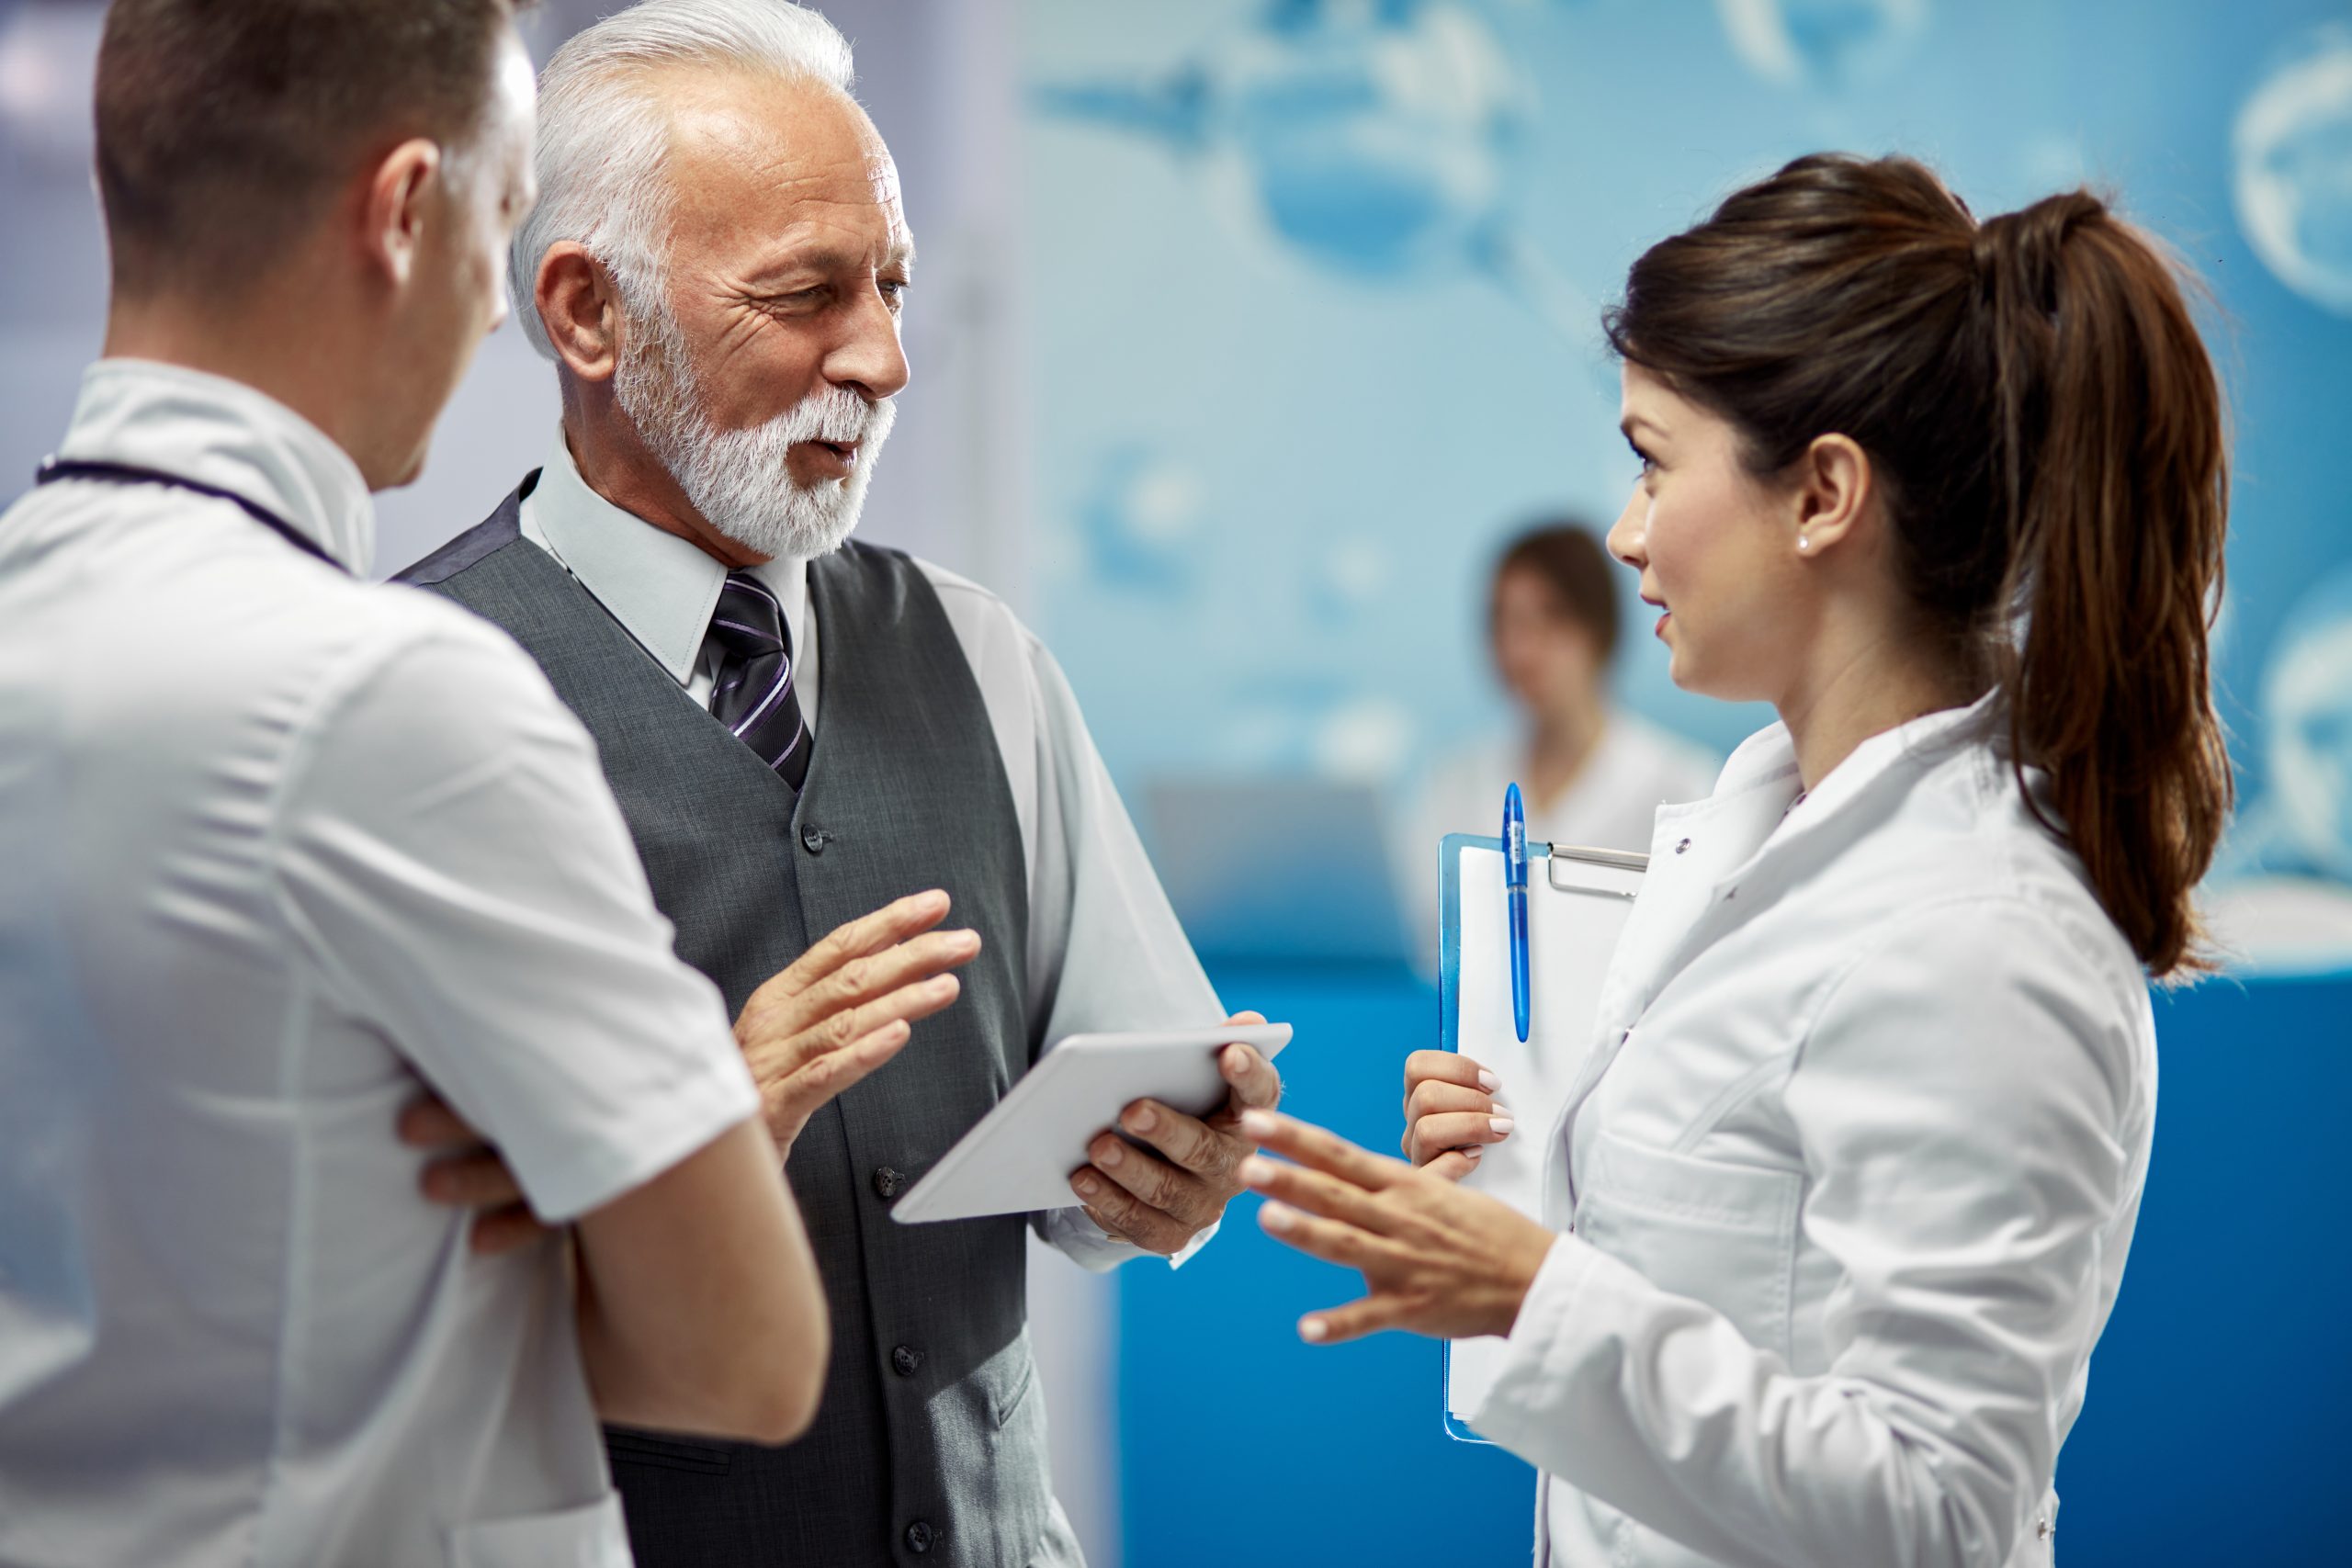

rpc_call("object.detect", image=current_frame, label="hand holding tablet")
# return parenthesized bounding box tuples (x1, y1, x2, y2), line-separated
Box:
(891, 1021, 1294, 1225)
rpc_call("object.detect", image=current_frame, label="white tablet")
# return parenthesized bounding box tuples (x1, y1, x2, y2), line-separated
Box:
(890, 1022, 1294, 1224)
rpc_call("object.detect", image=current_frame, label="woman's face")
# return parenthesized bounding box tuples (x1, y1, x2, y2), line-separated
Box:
(1491, 568, 1603, 723)
(1606, 362, 1804, 704)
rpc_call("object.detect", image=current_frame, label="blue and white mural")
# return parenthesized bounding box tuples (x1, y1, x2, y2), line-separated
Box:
(1024, 0, 2352, 975)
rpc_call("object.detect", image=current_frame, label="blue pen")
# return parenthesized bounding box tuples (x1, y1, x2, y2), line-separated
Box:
(1504, 783, 1531, 1042)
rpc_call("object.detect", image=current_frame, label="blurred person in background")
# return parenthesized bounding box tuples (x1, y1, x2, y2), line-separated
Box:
(1399, 521, 1716, 952)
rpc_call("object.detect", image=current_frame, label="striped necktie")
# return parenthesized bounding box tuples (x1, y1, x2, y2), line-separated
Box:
(703, 570, 809, 791)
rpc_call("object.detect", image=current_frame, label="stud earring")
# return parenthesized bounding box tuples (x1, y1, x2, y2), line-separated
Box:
(1797, 535, 1811, 552)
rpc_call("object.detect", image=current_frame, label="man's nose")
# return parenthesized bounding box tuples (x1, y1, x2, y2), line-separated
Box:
(1607, 485, 1648, 569)
(826, 288, 911, 402)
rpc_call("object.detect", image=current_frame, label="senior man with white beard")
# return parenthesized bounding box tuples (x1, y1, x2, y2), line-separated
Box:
(396, 4, 1276, 1566)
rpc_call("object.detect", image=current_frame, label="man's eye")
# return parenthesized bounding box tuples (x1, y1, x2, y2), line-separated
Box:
(879, 279, 909, 307)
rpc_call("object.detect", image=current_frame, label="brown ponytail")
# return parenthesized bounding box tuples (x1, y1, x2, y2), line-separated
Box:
(1604, 154, 2233, 977)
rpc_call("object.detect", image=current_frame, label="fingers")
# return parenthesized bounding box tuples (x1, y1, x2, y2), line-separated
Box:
(1216, 1043, 1283, 1114)
(804, 928, 980, 1020)
(1080, 1132, 1216, 1230)
(757, 928, 979, 1046)
(1425, 1148, 1481, 1183)
(396, 1093, 478, 1150)
(1238, 1110, 1407, 1192)
(1255, 1199, 1399, 1273)
(1238, 1153, 1388, 1231)
(1222, 1009, 1267, 1027)
(754, 889, 955, 1012)
(468, 1203, 552, 1257)
(1069, 1168, 1195, 1255)
(1405, 1111, 1515, 1166)
(747, 968, 962, 1085)
(1405, 1077, 1500, 1122)
(1118, 1100, 1238, 1188)
(1296, 1294, 1413, 1346)
(420, 1148, 525, 1210)
(763, 1020, 914, 1145)
(1404, 1049, 1500, 1100)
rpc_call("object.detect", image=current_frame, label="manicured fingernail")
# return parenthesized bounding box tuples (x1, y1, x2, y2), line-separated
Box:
(1477, 1069, 1501, 1092)
(1258, 1201, 1295, 1232)
(1464, 1145, 1485, 1160)
(1488, 1117, 1515, 1137)
(1239, 1110, 1275, 1137)
(1126, 1104, 1158, 1133)
(1098, 1142, 1124, 1167)
(1238, 1156, 1272, 1186)
(1300, 1317, 1329, 1343)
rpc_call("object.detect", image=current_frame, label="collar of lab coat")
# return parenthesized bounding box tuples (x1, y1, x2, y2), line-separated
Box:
(1542, 692, 2018, 1224)
(54, 357, 374, 574)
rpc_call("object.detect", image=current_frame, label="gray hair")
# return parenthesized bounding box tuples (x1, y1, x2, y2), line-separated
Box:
(510, 0, 856, 359)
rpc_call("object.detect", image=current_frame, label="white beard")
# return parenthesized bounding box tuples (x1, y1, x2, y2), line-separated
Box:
(613, 296, 897, 560)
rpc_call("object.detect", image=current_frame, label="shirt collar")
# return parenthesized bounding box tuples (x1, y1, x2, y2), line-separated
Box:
(528, 426, 808, 686)
(1694, 691, 2008, 880)
(54, 358, 374, 573)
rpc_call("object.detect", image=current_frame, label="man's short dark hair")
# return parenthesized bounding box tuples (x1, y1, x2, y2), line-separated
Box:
(95, 0, 520, 296)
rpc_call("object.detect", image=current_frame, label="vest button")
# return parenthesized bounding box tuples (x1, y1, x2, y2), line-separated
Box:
(801, 825, 826, 854)
(890, 1344, 925, 1377)
(872, 1166, 905, 1200)
(905, 1519, 936, 1554)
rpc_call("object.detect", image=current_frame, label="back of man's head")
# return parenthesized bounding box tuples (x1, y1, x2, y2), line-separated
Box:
(96, 0, 520, 299)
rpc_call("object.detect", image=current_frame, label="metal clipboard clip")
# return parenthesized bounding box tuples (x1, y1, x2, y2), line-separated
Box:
(1543, 842, 1649, 899)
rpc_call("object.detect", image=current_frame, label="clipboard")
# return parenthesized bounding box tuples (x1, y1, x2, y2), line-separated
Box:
(1438, 833, 1645, 1444)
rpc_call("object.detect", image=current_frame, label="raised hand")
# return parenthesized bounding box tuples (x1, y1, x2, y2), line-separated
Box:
(1240, 1109, 1557, 1344)
(733, 888, 981, 1160)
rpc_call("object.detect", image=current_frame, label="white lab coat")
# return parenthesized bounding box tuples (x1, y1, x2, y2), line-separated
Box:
(1469, 697, 2156, 1568)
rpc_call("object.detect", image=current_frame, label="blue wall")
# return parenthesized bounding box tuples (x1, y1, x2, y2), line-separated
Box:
(1024, 0, 2352, 967)
(1115, 964, 2352, 1567)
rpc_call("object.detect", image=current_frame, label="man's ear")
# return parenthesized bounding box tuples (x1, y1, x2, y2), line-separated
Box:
(1791, 433, 1873, 557)
(362, 138, 442, 289)
(536, 242, 622, 383)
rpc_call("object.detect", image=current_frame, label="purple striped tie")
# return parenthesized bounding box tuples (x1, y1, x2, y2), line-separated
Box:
(704, 570, 809, 791)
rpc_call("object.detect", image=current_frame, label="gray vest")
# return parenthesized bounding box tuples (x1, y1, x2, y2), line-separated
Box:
(398, 475, 1052, 1568)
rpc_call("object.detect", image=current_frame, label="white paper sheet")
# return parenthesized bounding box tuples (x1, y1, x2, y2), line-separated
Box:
(1445, 841, 1643, 1437)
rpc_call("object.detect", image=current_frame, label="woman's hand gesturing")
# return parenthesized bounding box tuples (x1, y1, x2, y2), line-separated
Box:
(1241, 1110, 1558, 1344)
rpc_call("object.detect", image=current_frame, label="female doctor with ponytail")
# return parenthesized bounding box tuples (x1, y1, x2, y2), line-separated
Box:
(1237, 153, 2232, 1568)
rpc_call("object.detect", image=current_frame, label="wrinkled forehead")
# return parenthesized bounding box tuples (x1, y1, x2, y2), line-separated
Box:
(657, 69, 910, 267)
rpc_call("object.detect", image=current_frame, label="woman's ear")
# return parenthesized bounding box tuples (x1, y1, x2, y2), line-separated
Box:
(536, 241, 623, 383)
(1790, 433, 1873, 558)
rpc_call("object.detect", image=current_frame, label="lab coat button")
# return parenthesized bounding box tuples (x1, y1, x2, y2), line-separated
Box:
(905, 1520, 936, 1553)
(873, 1166, 906, 1200)
(2035, 1516, 2053, 1541)
(1674, 838, 1691, 854)
(891, 1344, 925, 1377)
